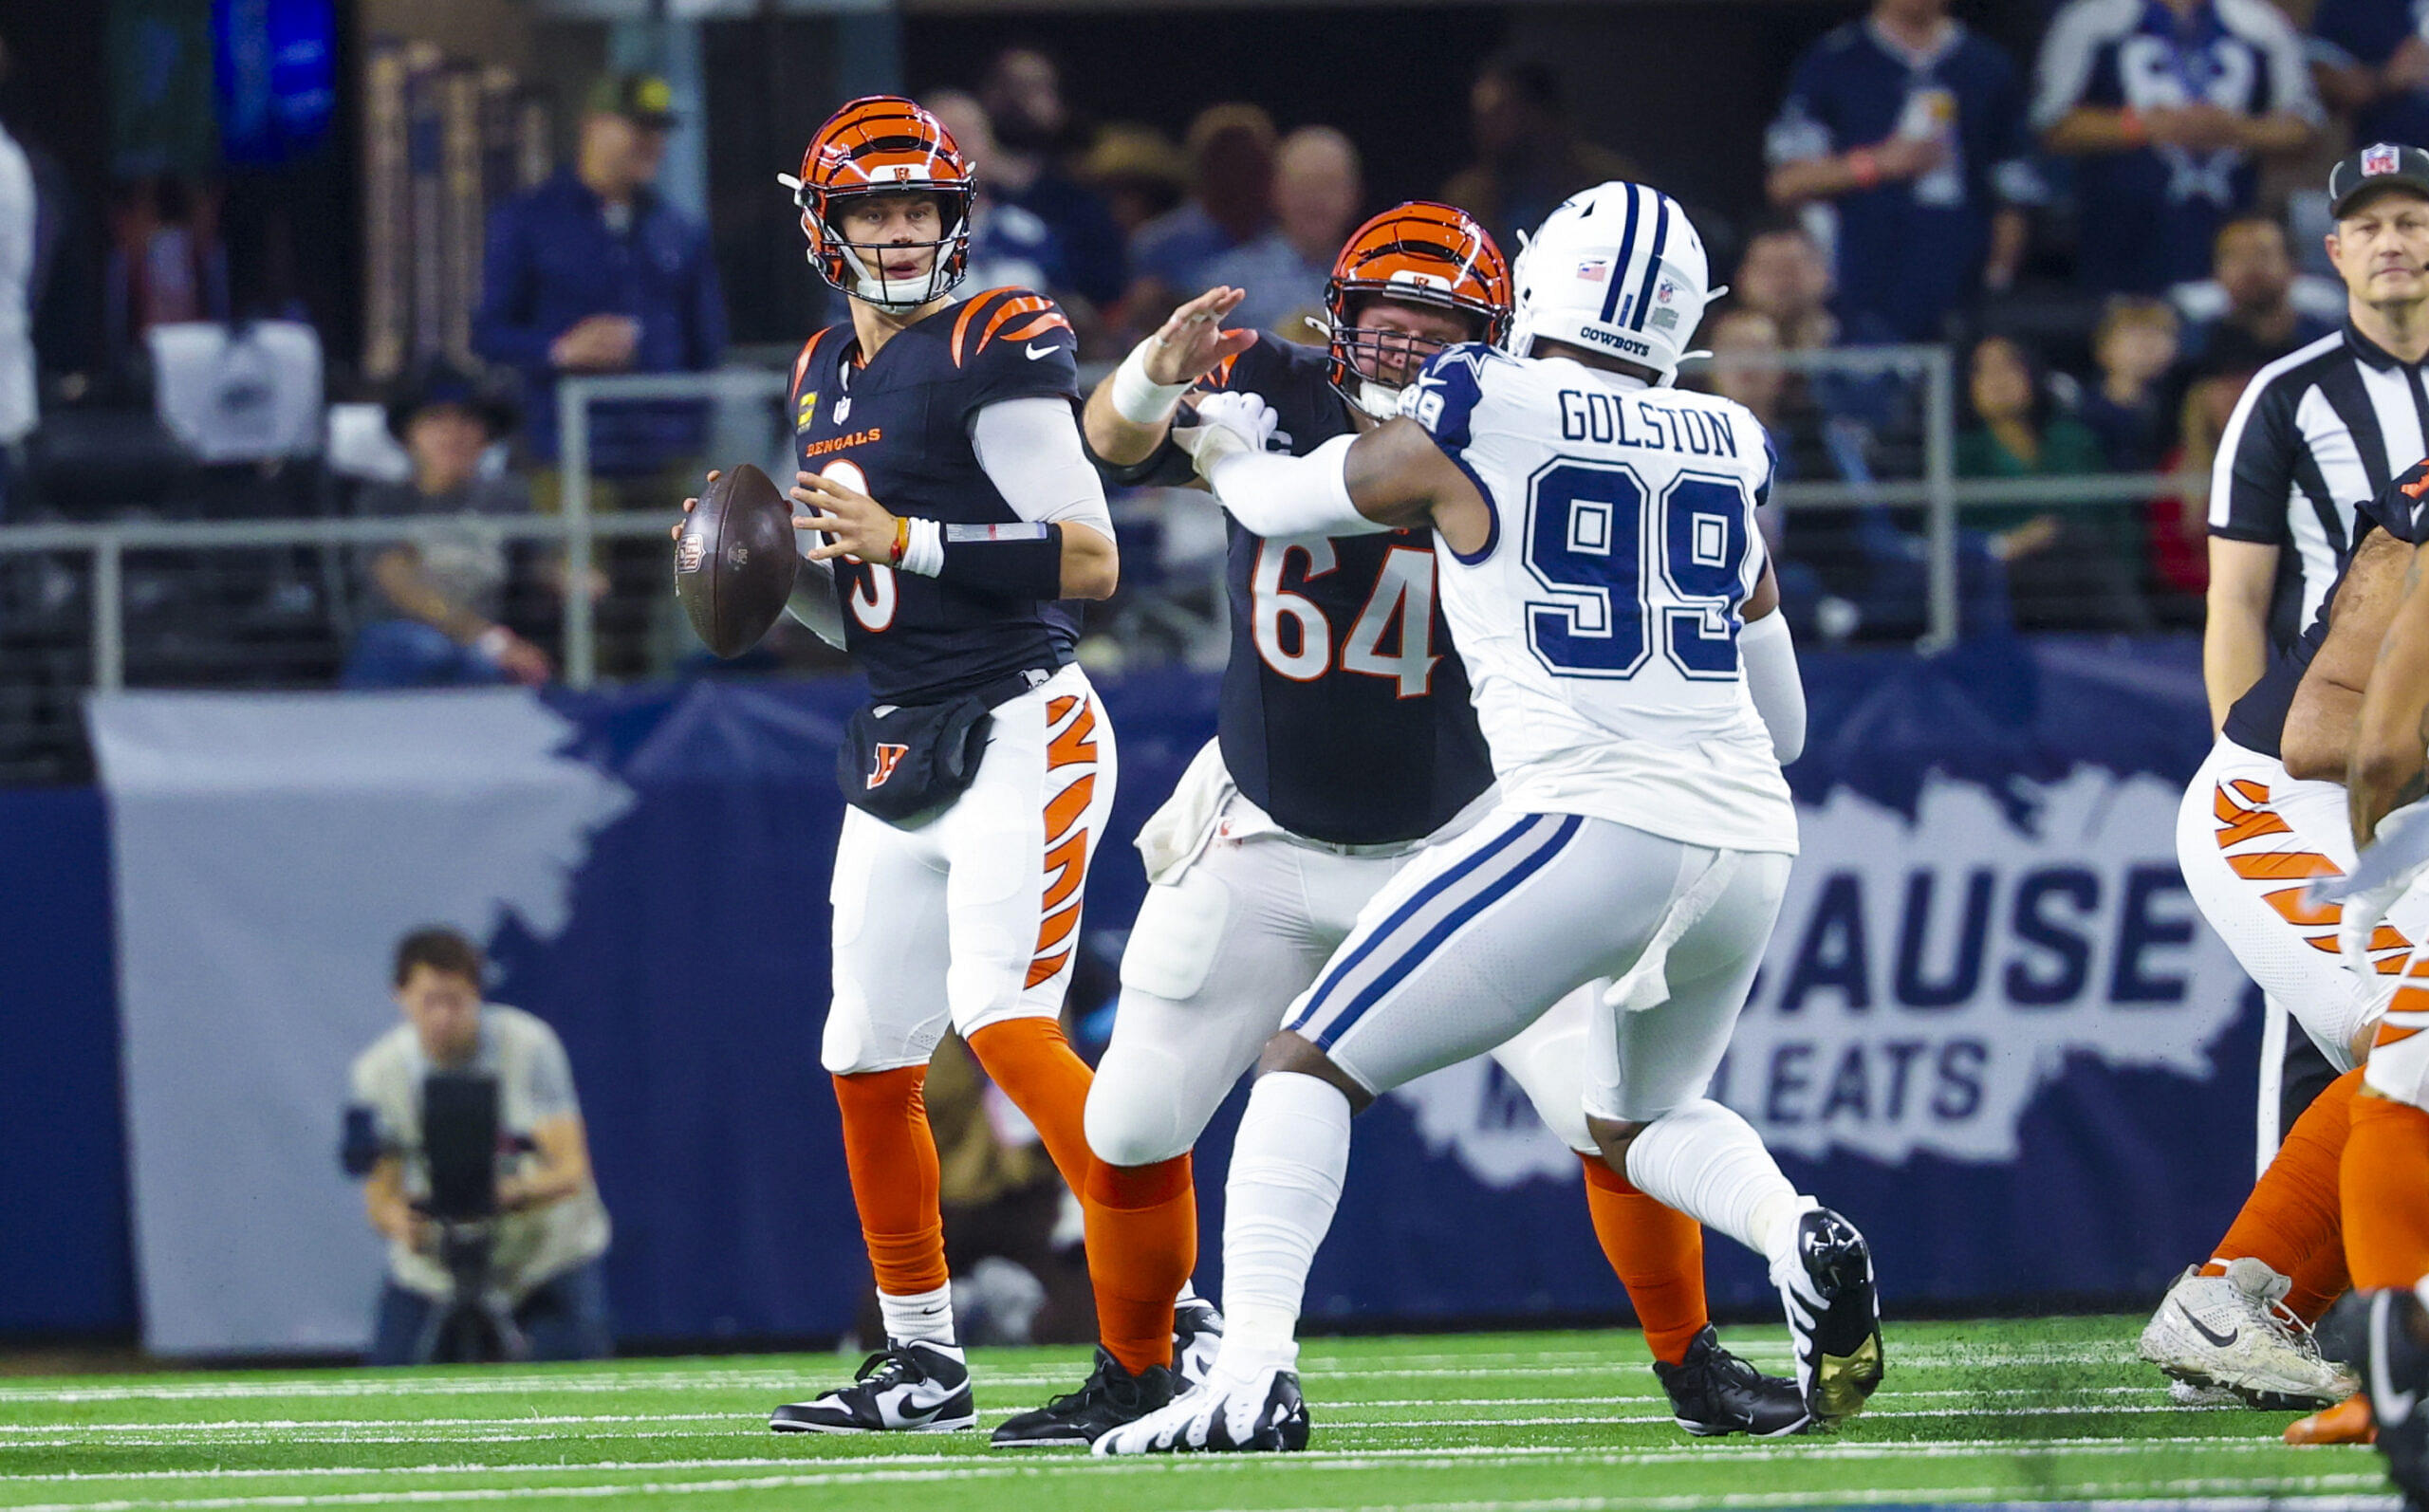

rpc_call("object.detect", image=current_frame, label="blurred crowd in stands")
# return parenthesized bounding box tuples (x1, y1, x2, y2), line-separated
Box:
(5, 0, 2428, 698)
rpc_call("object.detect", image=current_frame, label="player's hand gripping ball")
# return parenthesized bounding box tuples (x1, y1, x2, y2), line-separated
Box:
(673, 463, 801, 657)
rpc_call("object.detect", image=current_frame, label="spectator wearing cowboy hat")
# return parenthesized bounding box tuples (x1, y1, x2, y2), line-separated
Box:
(341, 362, 552, 690)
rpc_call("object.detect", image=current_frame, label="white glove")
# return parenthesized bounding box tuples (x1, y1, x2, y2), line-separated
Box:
(2340, 876, 2410, 982)
(1172, 391, 1283, 477)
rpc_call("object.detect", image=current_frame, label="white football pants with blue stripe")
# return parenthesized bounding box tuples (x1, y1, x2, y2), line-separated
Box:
(1209, 803, 1801, 1372)
(1294, 806, 1789, 1118)
(1085, 788, 1604, 1172)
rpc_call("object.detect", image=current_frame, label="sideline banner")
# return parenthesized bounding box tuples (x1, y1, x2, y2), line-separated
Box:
(87, 639, 2255, 1352)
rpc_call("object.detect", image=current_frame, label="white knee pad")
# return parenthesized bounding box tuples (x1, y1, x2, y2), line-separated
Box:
(1488, 989, 1597, 1155)
(1085, 1038, 1199, 1167)
(819, 987, 943, 1076)
(1119, 868, 1232, 1004)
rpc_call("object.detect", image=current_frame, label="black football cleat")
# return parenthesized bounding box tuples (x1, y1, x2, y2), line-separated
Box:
(769, 1340, 976, 1433)
(1654, 1325, 1814, 1437)
(1775, 1207, 1885, 1422)
(2326, 1289, 2429, 1509)
(1173, 1300, 1225, 1389)
(1091, 1363, 1311, 1454)
(991, 1346, 1177, 1447)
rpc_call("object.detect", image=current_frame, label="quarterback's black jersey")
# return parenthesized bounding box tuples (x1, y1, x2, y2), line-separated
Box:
(789, 286, 1083, 703)
(2224, 463, 2429, 759)
(1099, 331, 1495, 845)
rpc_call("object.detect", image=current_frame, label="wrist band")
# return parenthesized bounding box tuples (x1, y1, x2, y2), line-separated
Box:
(473, 626, 511, 660)
(1109, 339, 1195, 425)
(1847, 147, 1882, 190)
(898, 517, 946, 578)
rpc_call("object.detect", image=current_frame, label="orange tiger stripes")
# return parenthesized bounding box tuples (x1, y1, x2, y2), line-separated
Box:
(1028, 693, 1101, 989)
(2214, 776, 2416, 972)
(950, 288, 1072, 367)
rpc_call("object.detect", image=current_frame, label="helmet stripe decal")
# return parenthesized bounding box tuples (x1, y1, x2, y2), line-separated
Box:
(1600, 185, 1641, 326)
(1629, 193, 1671, 331)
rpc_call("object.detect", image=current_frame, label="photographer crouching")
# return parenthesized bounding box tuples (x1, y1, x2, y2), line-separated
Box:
(343, 927, 612, 1364)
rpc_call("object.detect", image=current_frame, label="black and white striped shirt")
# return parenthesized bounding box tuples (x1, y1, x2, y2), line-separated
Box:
(2211, 323, 2429, 649)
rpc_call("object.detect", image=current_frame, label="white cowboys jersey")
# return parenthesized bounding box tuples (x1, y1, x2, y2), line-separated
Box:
(1399, 343, 1798, 856)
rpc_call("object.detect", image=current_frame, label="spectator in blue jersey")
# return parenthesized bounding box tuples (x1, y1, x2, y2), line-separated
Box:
(472, 72, 727, 512)
(1766, 0, 2042, 343)
(2310, 0, 2429, 154)
(975, 47, 1129, 310)
(2032, 0, 2321, 296)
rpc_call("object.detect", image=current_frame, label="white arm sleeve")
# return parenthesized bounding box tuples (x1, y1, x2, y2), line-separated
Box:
(1204, 433, 1387, 539)
(1739, 610, 1807, 765)
(969, 396, 1117, 537)
(782, 554, 846, 650)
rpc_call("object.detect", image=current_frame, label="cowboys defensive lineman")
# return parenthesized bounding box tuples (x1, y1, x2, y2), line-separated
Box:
(1099, 182, 1884, 1454)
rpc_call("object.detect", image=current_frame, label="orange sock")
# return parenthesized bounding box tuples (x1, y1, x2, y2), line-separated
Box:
(1581, 1153, 1709, 1366)
(831, 1066, 947, 1296)
(964, 1017, 1097, 1196)
(2344, 1089, 2429, 1290)
(1083, 1155, 1197, 1374)
(2204, 1067, 2359, 1321)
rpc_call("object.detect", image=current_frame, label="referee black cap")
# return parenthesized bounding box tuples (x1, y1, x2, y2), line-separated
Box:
(2330, 143, 2429, 218)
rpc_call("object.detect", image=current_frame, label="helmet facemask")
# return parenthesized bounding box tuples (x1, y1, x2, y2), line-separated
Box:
(1322, 292, 1489, 417)
(788, 181, 974, 315)
(1319, 202, 1512, 417)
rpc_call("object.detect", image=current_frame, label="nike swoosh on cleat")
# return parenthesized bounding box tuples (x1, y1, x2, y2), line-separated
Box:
(1027, 342, 1059, 360)
(2177, 1303, 2239, 1350)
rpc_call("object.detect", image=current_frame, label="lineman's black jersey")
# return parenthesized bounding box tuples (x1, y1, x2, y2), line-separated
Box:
(789, 286, 1083, 703)
(2224, 462, 2429, 759)
(1096, 331, 1495, 845)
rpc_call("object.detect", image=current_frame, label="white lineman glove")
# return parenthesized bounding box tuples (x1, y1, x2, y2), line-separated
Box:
(1173, 391, 1283, 477)
(2314, 802, 2429, 978)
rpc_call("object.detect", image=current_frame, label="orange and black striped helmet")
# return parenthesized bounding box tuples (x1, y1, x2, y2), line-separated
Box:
(781, 96, 975, 309)
(1323, 202, 1512, 407)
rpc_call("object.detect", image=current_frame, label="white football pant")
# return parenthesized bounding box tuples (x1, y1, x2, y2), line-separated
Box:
(824, 664, 1116, 1074)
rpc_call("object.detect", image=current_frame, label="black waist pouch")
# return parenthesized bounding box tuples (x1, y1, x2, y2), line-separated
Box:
(838, 670, 1050, 822)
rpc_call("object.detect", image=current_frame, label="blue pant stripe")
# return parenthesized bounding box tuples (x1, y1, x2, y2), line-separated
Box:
(1298, 813, 1584, 1051)
(1296, 811, 1547, 1022)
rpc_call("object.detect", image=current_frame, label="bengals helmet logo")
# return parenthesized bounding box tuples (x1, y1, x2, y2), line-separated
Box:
(867, 743, 910, 788)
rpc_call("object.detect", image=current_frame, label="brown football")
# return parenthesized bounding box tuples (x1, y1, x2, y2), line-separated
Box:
(674, 463, 801, 657)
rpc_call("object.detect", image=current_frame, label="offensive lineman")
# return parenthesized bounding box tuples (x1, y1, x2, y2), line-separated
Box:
(989, 205, 1805, 1447)
(1100, 183, 1883, 1454)
(709, 97, 1128, 1434)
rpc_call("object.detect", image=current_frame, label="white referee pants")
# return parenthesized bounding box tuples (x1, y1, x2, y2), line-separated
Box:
(1085, 788, 1605, 1171)
(823, 664, 1117, 1074)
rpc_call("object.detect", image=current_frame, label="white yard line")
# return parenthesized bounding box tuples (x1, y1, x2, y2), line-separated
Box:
(0, 1431, 2368, 1486)
(0, 1467, 2395, 1512)
(0, 1345, 2137, 1406)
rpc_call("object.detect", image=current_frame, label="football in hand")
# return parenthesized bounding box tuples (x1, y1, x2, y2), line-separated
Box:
(674, 463, 801, 657)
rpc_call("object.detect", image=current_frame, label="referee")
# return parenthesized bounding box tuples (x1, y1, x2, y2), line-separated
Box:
(2207, 143, 2429, 1152)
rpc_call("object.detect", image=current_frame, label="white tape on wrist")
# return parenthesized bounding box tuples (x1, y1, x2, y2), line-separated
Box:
(1109, 341, 1194, 425)
(473, 626, 512, 661)
(899, 517, 945, 577)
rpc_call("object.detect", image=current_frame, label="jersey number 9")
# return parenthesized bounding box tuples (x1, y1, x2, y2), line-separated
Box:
(1522, 460, 1752, 679)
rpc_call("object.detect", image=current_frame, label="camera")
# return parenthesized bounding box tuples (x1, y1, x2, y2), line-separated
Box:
(342, 1071, 528, 1363)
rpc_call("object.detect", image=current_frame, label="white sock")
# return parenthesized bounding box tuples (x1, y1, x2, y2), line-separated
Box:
(1215, 1072, 1351, 1374)
(1623, 1098, 1814, 1268)
(878, 1282, 958, 1348)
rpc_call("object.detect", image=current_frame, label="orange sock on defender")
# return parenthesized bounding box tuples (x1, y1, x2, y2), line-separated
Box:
(1083, 1155, 1197, 1375)
(1582, 1154, 1709, 1366)
(831, 1067, 948, 1296)
(965, 1017, 1098, 1195)
(2203, 1067, 2359, 1321)
(2344, 1089, 2429, 1290)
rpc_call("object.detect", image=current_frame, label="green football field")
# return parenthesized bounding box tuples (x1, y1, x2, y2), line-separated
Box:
(0, 1316, 2402, 1511)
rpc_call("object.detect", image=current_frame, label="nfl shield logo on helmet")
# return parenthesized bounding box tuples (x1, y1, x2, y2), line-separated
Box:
(1656, 276, 1678, 305)
(2366, 143, 2402, 176)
